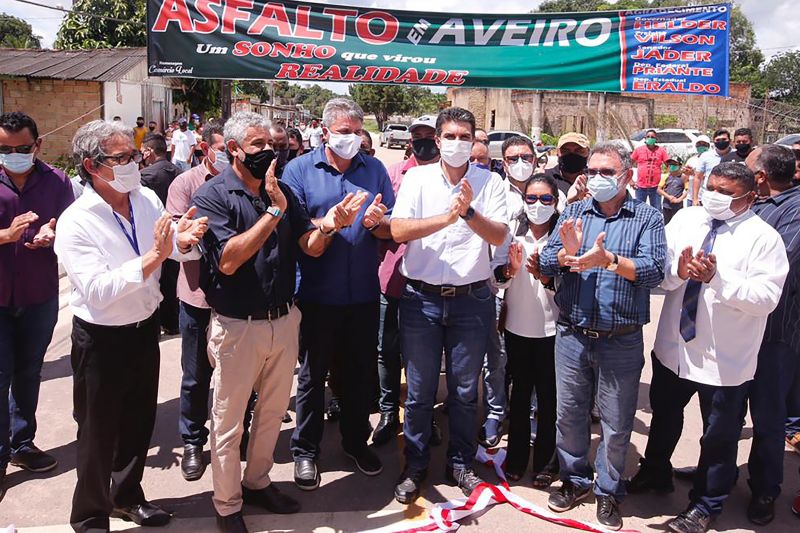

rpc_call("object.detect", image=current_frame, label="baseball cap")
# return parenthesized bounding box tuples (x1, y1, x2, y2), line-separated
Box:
(695, 135, 711, 145)
(409, 115, 437, 132)
(666, 155, 684, 165)
(191, 113, 200, 119)
(178, 117, 188, 125)
(557, 132, 590, 150)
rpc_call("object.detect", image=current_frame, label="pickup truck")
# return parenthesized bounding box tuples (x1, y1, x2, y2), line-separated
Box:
(379, 124, 411, 149)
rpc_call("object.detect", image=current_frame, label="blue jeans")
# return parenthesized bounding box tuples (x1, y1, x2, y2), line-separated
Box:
(377, 294, 402, 414)
(178, 302, 212, 446)
(400, 282, 494, 470)
(635, 186, 662, 211)
(482, 297, 506, 422)
(555, 324, 644, 499)
(0, 297, 59, 467)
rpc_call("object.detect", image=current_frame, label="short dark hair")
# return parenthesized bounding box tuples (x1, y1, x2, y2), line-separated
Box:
(270, 124, 286, 135)
(526, 174, 561, 231)
(435, 107, 476, 137)
(713, 129, 730, 139)
(646, 129, 657, 135)
(0, 111, 39, 140)
(142, 133, 167, 157)
(733, 127, 752, 139)
(202, 123, 224, 144)
(359, 130, 373, 148)
(501, 135, 535, 157)
(709, 162, 755, 190)
(136, 116, 144, 121)
(287, 127, 303, 146)
(752, 144, 796, 185)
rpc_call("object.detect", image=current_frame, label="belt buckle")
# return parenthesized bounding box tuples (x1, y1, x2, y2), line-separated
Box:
(440, 285, 456, 297)
(584, 329, 601, 339)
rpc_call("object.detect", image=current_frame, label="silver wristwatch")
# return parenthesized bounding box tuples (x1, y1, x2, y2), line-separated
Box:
(606, 253, 619, 272)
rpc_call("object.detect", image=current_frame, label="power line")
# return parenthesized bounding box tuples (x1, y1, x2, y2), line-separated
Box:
(13, 0, 144, 25)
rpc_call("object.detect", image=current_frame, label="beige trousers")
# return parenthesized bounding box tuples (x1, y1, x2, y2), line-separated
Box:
(207, 306, 301, 516)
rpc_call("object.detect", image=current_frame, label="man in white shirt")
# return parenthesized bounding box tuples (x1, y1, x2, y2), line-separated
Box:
(627, 162, 789, 533)
(692, 129, 731, 204)
(56, 120, 208, 532)
(390, 107, 508, 504)
(303, 118, 323, 149)
(171, 118, 196, 173)
(684, 135, 711, 206)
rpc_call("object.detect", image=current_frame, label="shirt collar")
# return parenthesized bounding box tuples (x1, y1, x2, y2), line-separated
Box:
(401, 156, 419, 174)
(756, 185, 800, 207)
(311, 144, 366, 173)
(582, 192, 637, 217)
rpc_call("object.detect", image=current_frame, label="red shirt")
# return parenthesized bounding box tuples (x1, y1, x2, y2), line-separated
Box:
(632, 145, 669, 189)
(378, 157, 418, 298)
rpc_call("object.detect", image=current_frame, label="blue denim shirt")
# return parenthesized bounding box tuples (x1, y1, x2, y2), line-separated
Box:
(540, 194, 666, 331)
(283, 145, 395, 305)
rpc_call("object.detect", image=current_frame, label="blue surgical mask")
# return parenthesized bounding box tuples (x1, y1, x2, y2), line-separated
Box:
(587, 174, 621, 203)
(0, 152, 35, 174)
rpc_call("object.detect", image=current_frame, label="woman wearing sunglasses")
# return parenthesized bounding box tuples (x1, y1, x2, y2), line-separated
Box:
(492, 174, 561, 488)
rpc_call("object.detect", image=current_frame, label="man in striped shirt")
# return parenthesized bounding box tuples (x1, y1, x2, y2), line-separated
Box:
(747, 144, 800, 525)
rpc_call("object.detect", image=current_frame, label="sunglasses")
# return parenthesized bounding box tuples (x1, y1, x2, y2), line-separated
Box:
(0, 144, 36, 154)
(504, 154, 535, 164)
(585, 167, 622, 178)
(524, 193, 556, 205)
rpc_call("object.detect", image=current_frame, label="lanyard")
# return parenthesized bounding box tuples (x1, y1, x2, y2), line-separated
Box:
(112, 203, 141, 256)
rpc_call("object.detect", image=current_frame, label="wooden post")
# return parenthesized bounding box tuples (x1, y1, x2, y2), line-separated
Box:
(220, 80, 232, 120)
(530, 91, 543, 142)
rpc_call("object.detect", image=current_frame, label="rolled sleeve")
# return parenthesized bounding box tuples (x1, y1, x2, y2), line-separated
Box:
(483, 173, 508, 224)
(391, 172, 419, 219)
(631, 210, 666, 289)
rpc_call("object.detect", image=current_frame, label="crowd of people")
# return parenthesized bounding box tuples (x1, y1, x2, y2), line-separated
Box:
(0, 99, 799, 533)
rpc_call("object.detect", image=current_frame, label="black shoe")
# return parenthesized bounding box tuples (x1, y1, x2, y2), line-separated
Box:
(667, 506, 712, 533)
(282, 411, 293, 423)
(596, 495, 622, 530)
(548, 481, 591, 512)
(372, 412, 400, 446)
(395, 467, 427, 504)
(747, 494, 775, 526)
(590, 404, 601, 424)
(673, 466, 697, 481)
(626, 466, 674, 494)
(293, 459, 320, 491)
(327, 398, 341, 421)
(161, 327, 180, 336)
(242, 484, 300, 514)
(478, 419, 502, 448)
(181, 444, 206, 481)
(445, 465, 485, 497)
(0, 467, 6, 503)
(111, 502, 171, 527)
(240, 431, 249, 461)
(345, 446, 383, 476)
(430, 419, 443, 447)
(10, 445, 57, 473)
(216, 510, 249, 533)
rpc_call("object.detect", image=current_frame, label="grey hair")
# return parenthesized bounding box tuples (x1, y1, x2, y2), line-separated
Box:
(322, 98, 364, 127)
(72, 119, 133, 181)
(223, 111, 271, 147)
(590, 141, 633, 171)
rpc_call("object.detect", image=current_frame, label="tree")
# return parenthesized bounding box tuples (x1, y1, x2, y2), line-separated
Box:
(349, 85, 415, 130)
(764, 51, 800, 105)
(174, 79, 221, 117)
(0, 13, 41, 48)
(405, 87, 449, 115)
(55, 0, 145, 49)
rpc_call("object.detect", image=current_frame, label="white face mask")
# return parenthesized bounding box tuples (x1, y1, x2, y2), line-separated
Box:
(508, 158, 534, 182)
(439, 139, 473, 167)
(702, 189, 746, 220)
(102, 161, 142, 193)
(210, 150, 230, 174)
(0, 152, 35, 174)
(587, 174, 622, 203)
(327, 132, 361, 160)
(525, 202, 556, 225)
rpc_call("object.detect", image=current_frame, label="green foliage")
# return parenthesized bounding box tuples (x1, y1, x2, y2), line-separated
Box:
(362, 117, 380, 133)
(654, 114, 679, 128)
(349, 85, 414, 131)
(273, 82, 338, 118)
(55, 0, 145, 49)
(540, 133, 559, 146)
(764, 51, 800, 105)
(174, 79, 221, 117)
(0, 13, 41, 48)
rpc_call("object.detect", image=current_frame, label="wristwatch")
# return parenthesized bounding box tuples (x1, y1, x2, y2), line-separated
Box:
(265, 205, 282, 219)
(460, 206, 476, 221)
(606, 253, 619, 272)
(319, 223, 338, 237)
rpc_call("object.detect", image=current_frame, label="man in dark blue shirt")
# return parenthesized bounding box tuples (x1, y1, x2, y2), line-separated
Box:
(283, 98, 394, 491)
(539, 142, 665, 530)
(192, 112, 331, 532)
(746, 144, 800, 525)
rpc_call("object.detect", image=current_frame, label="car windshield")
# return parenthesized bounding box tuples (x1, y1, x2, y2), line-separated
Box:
(387, 125, 407, 131)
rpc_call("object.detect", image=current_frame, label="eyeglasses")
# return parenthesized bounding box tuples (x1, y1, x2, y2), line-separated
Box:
(585, 167, 622, 178)
(524, 193, 556, 205)
(504, 154, 535, 164)
(98, 151, 142, 166)
(477, 139, 489, 146)
(0, 144, 36, 154)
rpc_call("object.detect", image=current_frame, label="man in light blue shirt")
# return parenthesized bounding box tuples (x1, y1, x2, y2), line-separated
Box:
(692, 129, 732, 204)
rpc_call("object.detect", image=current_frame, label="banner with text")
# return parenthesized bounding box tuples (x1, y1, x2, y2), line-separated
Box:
(146, 1, 730, 96)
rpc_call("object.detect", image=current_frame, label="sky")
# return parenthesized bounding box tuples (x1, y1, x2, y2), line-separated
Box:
(3, 0, 797, 94)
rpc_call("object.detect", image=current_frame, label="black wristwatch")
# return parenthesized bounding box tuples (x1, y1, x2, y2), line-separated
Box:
(460, 206, 475, 221)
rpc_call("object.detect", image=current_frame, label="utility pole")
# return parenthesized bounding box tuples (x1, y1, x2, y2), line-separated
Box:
(220, 80, 232, 120)
(760, 87, 770, 144)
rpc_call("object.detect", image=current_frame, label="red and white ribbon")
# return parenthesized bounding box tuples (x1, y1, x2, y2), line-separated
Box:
(359, 447, 639, 533)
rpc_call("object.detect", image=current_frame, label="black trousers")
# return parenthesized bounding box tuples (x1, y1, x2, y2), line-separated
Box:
(158, 259, 179, 331)
(504, 331, 558, 474)
(70, 314, 160, 532)
(291, 301, 379, 459)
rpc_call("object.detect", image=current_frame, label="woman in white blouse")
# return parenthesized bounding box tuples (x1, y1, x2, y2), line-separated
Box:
(493, 174, 560, 487)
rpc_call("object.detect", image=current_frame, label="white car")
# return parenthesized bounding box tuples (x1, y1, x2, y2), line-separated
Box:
(487, 130, 533, 160)
(622, 128, 703, 160)
(379, 124, 411, 149)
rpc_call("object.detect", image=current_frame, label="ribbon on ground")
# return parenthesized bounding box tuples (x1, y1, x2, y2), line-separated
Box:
(359, 446, 640, 533)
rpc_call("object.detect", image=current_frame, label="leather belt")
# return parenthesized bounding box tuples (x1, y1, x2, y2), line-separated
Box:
(558, 321, 639, 339)
(406, 279, 487, 297)
(229, 300, 295, 321)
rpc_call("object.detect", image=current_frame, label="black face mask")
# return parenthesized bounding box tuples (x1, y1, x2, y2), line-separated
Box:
(148, 126, 156, 132)
(715, 140, 730, 151)
(411, 138, 439, 161)
(287, 148, 299, 161)
(239, 148, 275, 180)
(136, 122, 144, 127)
(735, 143, 751, 156)
(559, 152, 588, 174)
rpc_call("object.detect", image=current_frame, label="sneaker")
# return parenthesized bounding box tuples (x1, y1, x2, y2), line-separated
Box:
(548, 480, 591, 512)
(445, 465, 485, 497)
(10, 445, 57, 473)
(626, 465, 674, 494)
(667, 506, 712, 533)
(478, 418, 502, 448)
(344, 447, 383, 476)
(395, 467, 427, 504)
(596, 495, 622, 530)
(747, 494, 775, 526)
(293, 458, 320, 491)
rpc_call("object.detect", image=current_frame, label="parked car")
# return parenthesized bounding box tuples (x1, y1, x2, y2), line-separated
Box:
(379, 124, 411, 149)
(776, 133, 800, 146)
(488, 130, 533, 159)
(618, 128, 703, 160)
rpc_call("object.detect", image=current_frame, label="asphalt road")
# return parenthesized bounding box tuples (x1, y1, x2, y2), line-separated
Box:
(2, 142, 798, 532)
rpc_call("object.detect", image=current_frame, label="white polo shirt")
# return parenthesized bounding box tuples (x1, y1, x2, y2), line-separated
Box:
(394, 163, 507, 286)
